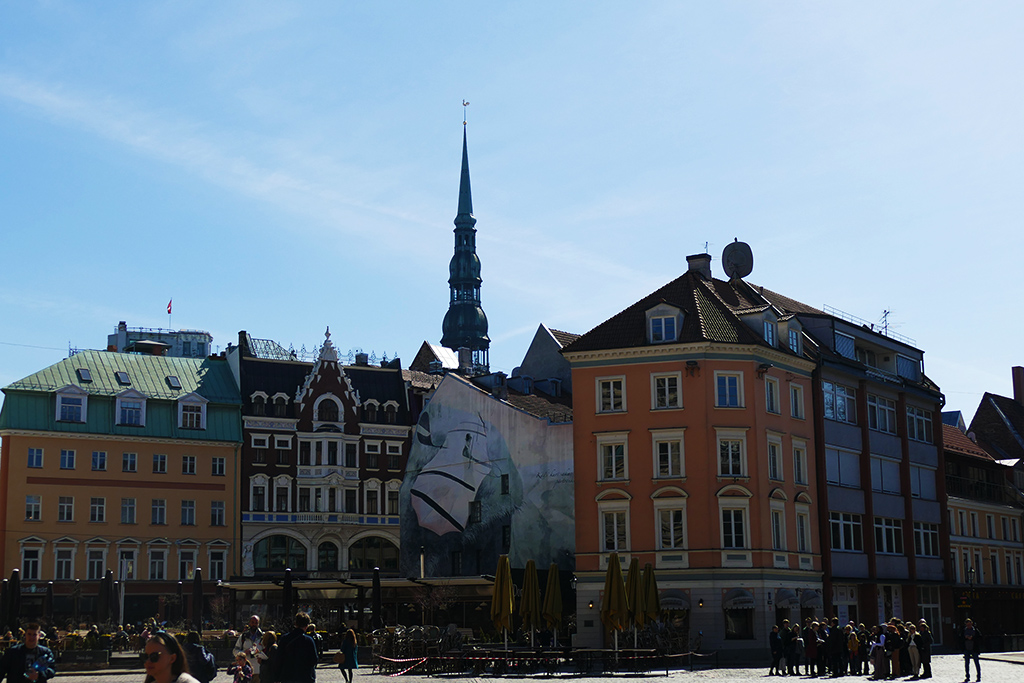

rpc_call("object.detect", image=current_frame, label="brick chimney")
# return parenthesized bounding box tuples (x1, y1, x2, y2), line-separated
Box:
(1013, 366, 1024, 405)
(686, 253, 713, 279)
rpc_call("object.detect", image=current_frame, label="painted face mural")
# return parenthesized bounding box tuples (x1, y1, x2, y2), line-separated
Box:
(400, 381, 575, 577)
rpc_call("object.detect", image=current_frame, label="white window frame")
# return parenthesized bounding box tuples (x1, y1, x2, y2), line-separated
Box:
(770, 503, 786, 551)
(92, 451, 107, 471)
(823, 381, 856, 424)
(123, 452, 137, 472)
(27, 447, 43, 469)
(54, 545, 77, 580)
(716, 428, 748, 478)
(790, 384, 805, 419)
(121, 497, 136, 524)
(646, 304, 681, 344)
(796, 506, 812, 554)
(720, 505, 749, 550)
(181, 500, 196, 526)
(55, 385, 89, 423)
(874, 517, 904, 555)
(152, 453, 167, 474)
(765, 377, 780, 414)
(211, 500, 225, 527)
(115, 389, 148, 427)
(767, 435, 783, 481)
(764, 319, 777, 346)
(789, 327, 802, 354)
(830, 511, 864, 552)
(596, 432, 629, 481)
(177, 392, 208, 430)
(90, 497, 105, 523)
(910, 465, 936, 500)
(793, 440, 808, 485)
(651, 428, 685, 479)
(714, 371, 744, 408)
(152, 499, 166, 525)
(58, 496, 74, 522)
(598, 498, 630, 552)
(182, 455, 196, 475)
(86, 546, 108, 580)
(867, 394, 897, 434)
(907, 406, 934, 443)
(597, 376, 626, 413)
(651, 372, 682, 410)
(26, 495, 41, 521)
(22, 547, 41, 580)
(208, 547, 227, 581)
(653, 497, 687, 550)
(178, 548, 197, 580)
(60, 449, 76, 470)
(914, 522, 940, 557)
(148, 545, 167, 580)
(212, 457, 225, 476)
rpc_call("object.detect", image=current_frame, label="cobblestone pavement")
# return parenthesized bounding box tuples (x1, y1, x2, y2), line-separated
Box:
(51, 653, 1023, 683)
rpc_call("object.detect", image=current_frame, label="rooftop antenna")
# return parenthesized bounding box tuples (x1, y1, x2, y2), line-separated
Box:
(880, 309, 891, 336)
(463, 99, 470, 125)
(704, 241, 709, 252)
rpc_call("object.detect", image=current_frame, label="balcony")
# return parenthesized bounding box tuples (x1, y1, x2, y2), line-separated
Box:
(946, 475, 1013, 505)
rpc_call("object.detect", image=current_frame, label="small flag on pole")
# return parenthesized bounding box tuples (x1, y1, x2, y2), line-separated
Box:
(167, 299, 172, 314)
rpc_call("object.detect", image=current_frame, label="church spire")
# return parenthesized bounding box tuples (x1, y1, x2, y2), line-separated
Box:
(441, 122, 490, 374)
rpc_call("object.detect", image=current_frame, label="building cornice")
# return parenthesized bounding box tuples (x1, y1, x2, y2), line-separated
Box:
(564, 342, 815, 375)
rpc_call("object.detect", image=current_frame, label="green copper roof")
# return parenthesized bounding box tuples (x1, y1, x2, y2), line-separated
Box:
(3, 350, 240, 402)
(0, 350, 241, 441)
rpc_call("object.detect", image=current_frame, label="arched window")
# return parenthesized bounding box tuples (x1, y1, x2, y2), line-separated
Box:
(348, 536, 399, 572)
(318, 542, 339, 572)
(274, 397, 288, 417)
(254, 535, 306, 571)
(364, 404, 378, 423)
(384, 405, 397, 424)
(252, 395, 266, 416)
(318, 400, 339, 422)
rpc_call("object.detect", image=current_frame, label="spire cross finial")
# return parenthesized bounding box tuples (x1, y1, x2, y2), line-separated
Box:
(463, 99, 470, 125)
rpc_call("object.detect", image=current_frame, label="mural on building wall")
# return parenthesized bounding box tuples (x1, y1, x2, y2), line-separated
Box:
(400, 377, 574, 575)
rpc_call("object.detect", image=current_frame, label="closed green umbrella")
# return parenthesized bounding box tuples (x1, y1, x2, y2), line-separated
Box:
(541, 563, 562, 646)
(641, 563, 660, 624)
(601, 553, 628, 650)
(490, 555, 514, 649)
(519, 560, 542, 646)
(624, 556, 643, 646)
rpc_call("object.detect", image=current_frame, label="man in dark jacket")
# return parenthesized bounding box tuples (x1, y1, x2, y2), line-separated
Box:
(276, 611, 319, 683)
(962, 618, 982, 682)
(0, 623, 56, 682)
(183, 631, 217, 683)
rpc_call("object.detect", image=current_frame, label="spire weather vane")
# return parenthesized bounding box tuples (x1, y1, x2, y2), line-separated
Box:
(463, 99, 470, 124)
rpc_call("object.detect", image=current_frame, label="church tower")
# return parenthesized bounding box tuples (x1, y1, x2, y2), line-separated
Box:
(440, 125, 490, 373)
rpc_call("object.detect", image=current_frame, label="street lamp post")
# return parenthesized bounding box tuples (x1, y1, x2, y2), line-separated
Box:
(967, 566, 976, 619)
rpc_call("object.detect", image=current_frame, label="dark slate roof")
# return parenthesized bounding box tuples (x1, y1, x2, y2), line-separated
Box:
(504, 388, 573, 423)
(969, 393, 1024, 462)
(346, 366, 409, 414)
(549, 329, 581, 348)
(240, 357, 311, 411)
(403, 369, 444, 391)
(562, 271, 773, 354)
(943, 423, 995, 462)
(755, 285, 825, 315)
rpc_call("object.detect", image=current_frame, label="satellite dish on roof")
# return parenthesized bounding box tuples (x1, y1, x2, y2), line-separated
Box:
(722, 239, 753, 280)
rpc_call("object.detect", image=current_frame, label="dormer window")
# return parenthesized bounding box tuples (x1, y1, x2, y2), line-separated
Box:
(273, 395, 289, 417)
(835, 332, 856, 360)
(115, 371, 131, 386)
(652, 317, 676, 343)
(763, 320, 777, 347)
(76, 368, 92, 383)
(177, 393, 208, 430)
(645, 304, 682, 344)
(115, 389, 147, 427)
(55, 385, 89, 423)
(788, 328, 802, 355)
(251, 392, 268, 416)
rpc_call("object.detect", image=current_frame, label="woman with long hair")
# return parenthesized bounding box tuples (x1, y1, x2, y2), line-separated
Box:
(143, 631, 199, 683)
(338, 628, 359, 683)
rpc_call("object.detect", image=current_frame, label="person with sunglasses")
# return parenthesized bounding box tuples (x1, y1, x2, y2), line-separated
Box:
(0, 622, 55, 682)
(143, 631, 200, 683)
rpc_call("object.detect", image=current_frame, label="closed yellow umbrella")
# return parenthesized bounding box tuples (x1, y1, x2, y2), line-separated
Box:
(624, 556, 644, 628)
(642, 563, 660, 624)
(542, 563, 563, 631)
(601, 552, 628, 649)
(519, 559, 542, 646)
(490, 554, 514, 647)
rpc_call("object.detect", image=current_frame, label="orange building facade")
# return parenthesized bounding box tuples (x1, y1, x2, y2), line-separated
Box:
(0, 351, 241, 626)
(564, 255, 823, 657)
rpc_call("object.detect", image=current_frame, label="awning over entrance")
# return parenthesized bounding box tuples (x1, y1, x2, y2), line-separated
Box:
(775, 589, 800, 609)
(723, 588, 755, 609)
(659, 589, 690, 611)
(801, 589, 824, 608)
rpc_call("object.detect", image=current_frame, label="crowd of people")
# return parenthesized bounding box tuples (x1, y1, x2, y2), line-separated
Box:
(769, 616, 987, 682)
(0, 612, 358, 683)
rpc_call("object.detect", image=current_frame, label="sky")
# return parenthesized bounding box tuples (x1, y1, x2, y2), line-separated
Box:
(1, 1, 1022, 418)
